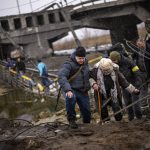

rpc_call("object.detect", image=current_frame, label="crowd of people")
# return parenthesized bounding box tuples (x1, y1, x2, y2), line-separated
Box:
(58, 19, 150, 129)
(5, 57, 26, 76)
(5, 56, 51, 93)
(4, 19, 150, 129)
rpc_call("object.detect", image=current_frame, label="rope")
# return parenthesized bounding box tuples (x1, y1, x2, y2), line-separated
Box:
(102, 93, 150, 122)
(125, 40, 150, 60)
(100, 77, 150, 110)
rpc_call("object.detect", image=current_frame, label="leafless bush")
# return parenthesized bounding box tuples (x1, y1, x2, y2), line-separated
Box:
(53, 27, 146, 50)
(54, 34, 111, 50)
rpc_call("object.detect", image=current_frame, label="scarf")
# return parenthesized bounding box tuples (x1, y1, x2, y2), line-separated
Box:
(97, 68, 118, 103)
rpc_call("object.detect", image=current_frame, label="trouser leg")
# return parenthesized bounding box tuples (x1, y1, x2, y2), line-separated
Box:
(101, 106, 110, 121)
(65, 94, 76, 121)
(123, 89, 134, 121)
(75, 91, 91, 123)
(111, 100, 122, 121)
(132, 94, 142, 119)
(140, 83, 149, 108)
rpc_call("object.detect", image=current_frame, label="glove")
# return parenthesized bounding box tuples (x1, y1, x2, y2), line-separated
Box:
(133, 89, 140, 95)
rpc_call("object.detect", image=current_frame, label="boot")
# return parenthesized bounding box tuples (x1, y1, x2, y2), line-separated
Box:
(69, 120, 78, 129)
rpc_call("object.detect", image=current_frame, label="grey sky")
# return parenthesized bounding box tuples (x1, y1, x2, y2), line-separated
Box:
(0, 0, 57, 16)
(0, 0, 96, 16)
(0, 0, 113, 16)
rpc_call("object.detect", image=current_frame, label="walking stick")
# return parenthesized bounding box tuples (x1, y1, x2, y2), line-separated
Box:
(54, 87, 62, 111)
(97, 91, 102, 124)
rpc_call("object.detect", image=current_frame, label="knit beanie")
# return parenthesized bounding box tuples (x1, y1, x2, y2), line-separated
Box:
(99, 58, 113, 74)
(109, 51, 121, 62)
(37, 59, 42, 63)
(75, 47, 86, 57)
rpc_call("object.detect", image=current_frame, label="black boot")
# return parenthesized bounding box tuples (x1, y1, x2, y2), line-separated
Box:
(69, 120, 78, 129)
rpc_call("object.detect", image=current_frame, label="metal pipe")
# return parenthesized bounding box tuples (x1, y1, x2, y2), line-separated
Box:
(16, 0, 21, 14)
(29, 0, 33, 12)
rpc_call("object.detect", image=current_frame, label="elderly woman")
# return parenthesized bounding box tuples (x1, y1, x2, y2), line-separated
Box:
(90, 58, 140, 122)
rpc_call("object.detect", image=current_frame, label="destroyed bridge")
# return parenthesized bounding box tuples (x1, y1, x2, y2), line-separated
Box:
(0, 0, 149, 58)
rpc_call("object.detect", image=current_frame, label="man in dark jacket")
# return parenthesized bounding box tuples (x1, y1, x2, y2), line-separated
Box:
(5, 57, 16, 70)
(144, 18, 150, 78)
(136, 38, 149, 111)
(58, 47, 91, 129)
(143, 18, 150, 108)
(109, 51, 143, 121)
(90, 58, 140, 122)
(108, 42, 129, 57)
(16, 57, 26, 75)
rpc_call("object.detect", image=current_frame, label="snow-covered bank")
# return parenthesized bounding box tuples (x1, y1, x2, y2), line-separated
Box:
(54, 44, 112, 56)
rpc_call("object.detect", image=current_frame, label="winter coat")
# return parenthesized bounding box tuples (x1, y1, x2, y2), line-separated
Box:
(5, 59, 16, 69)
(37, 62, 48, 77)
(118, 55, 142, 88)
(58, 53, 91, 93)
(16, 60, 26, 73)
(90, 67, 130, 106)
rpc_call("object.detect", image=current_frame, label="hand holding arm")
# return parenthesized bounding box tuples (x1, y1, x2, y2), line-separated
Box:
(133, 88, 140, 95)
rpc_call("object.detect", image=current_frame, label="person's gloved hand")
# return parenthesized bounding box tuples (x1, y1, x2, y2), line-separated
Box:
(133, 89, 140, 95)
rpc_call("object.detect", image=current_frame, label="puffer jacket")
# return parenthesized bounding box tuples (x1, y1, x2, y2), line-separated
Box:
(58, 53, 91, 93)
(37, 62, 48, 77)
(118, 55, 142, 88)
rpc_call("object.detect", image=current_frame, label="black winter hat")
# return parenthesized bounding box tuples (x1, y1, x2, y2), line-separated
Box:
(37, 59, 42, 63)
(75, 47, 86, 57)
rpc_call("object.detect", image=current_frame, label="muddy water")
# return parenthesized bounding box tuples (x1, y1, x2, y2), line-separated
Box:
(0, 89, 64, 119)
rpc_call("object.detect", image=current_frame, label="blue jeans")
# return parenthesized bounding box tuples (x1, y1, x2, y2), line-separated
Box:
(41, 77, 52, 95)
(64, 90, 91, 123)
(41, 77, 52, 87)
(123, 89, 142, 120)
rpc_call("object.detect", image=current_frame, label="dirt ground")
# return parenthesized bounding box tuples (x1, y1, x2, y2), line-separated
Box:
(0, 87, 150, 150)
(34, 120, 149, 150)
(0, 116, 150, 150)
(0, 54, 150, 150)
